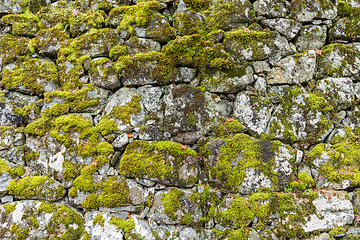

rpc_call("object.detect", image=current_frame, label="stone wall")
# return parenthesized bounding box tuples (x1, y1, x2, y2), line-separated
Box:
(0, 0, 360, 239)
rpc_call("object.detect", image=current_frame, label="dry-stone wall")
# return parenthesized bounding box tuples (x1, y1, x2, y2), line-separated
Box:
(1, 0, 360, 239)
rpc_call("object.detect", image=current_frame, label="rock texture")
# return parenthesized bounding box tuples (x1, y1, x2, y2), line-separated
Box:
(0, 0, 359, 239)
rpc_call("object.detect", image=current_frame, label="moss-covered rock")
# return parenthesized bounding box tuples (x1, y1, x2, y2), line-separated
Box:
(201, 134, 296, 193)
(7, 176, 64, 201)
(223, 29, 292, 62)
(266, 86, 334, 146)
(0, 34, 29, 68)
(288, 0, 337, 22)
(163, 84, 230, 144)
(1, 57, 59, 95)
(316, 43, 360, 80)
(120, 140, 200, 187)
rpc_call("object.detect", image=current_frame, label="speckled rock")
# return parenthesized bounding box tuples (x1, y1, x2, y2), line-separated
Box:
(89, 58, 120, 90)
(199, 65, 254, 93)
(261, 18, 302, 40)
(253, 0, 288, 18)
(289, 0, 337, 22)
(267, 50, 317, 85)
(233, 92, 273, 136)
(294, 25, 327, 52)
(104, 87, 146, 133)
(163, 85, 230, 144)
(303, 190, 354, 232)
(266, 86, 334, 146)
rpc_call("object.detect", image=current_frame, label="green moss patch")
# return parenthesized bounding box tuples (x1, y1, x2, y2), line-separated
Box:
(119, 140, 199, 187)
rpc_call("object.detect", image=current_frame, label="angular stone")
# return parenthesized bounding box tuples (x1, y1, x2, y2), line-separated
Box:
(266, 86, 334, 146)
(289, 0, 337, 22)
(253, 0, 288, 18)
(261, 18, 302, 40)
(104, 87, 146, 133)
(135, 13, 172, 43)
(126, 38, 161, 55)
(202, 135, 296, 193)
(84, 211, 124, 240)
(316, 43, 360, 80)
(89, 58, 121, 90)
(233, 92, 273, 136)
(267, 50, 317, 85)
(163, 85, 230, 144)
(199, 66, 254, 93)
(314, 77, 354, 111)
(294, 25, 327, 52)
(1, 57, 59, 94)
(303, 190, 354, 232)
(224, 30, 292, 62)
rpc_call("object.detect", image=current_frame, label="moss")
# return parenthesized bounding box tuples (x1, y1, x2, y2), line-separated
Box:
(9, 165, 25, 177)
(205, 134, 279, 192)
(82, 192, 100, 210)
(7, 176, 64, 201)
(161, 34, 232, 70)
(3, 203, 16, 219)
(107, 1, 161, 33)
(38, 202, 56, 213)
(183, 0, 210, 11)
(109, 95, 141, 124)
(109, 45, 127, 61)
(161, 188, 185, 220)
(95, 176, 130, 208)
(0, 159, 10, 176)
(28, 216, 39, 228)
(0, 34, 29, 66)
(329, 227, 346, 236)
(43, 84, 103, 116)
(1, 57, 59, 95)
(10, 223, 29, 240)
(307, 126, 360, 185)
(119, 140, 198, 187)
(73, 174, 95, 193)
(46, 205, 85, 239)
(215, 119, 243, 138)
(1, 11, 41, 37)
(109, 216, 135, 233)
(93, 214, 105, 227)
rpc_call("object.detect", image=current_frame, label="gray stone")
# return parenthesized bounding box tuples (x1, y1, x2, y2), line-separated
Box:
(303, 190, 354, 232)
(104, 87, 146, 133)
(126, 38, 161, 55)
(84, 211, 124, 239)
(199, 66, 254, 93)
(233, 92, 273, 136)
(253, 0, 288, 18)
(314, 77, 354, 111)
(261, 18, 302, 40)
(135, 12, 172, 43)
(89, 58, 120, 90)
(295, 25, 327, 52)
(164, 85, 230, 144)
(289, 0, 337, 22)
(179, 67, 197, 83)
(1, 195, 13, 203)
(267, 50, 316, 85)
(111, 133, 129, 150)
(266, 86, 334, 146)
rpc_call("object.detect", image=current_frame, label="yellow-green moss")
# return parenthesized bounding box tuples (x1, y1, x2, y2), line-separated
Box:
(1, 57, 59, 95)
(93, 214, 105, 227)
(161, 188, 185, 220)
(10, 223, 29, 240)
(109, 216, 135, 233)
(3, 203, 16, 219)
(215, 119, 243, 138)
(109, 95, 141, 124)
(38, 202, 56, 213)
(46, 205, 85, 239)
(0, 159, 10, 176)
(119, 140, 198, 187)
(7, 176, 64, 201)
(9, 165, 25, 177)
